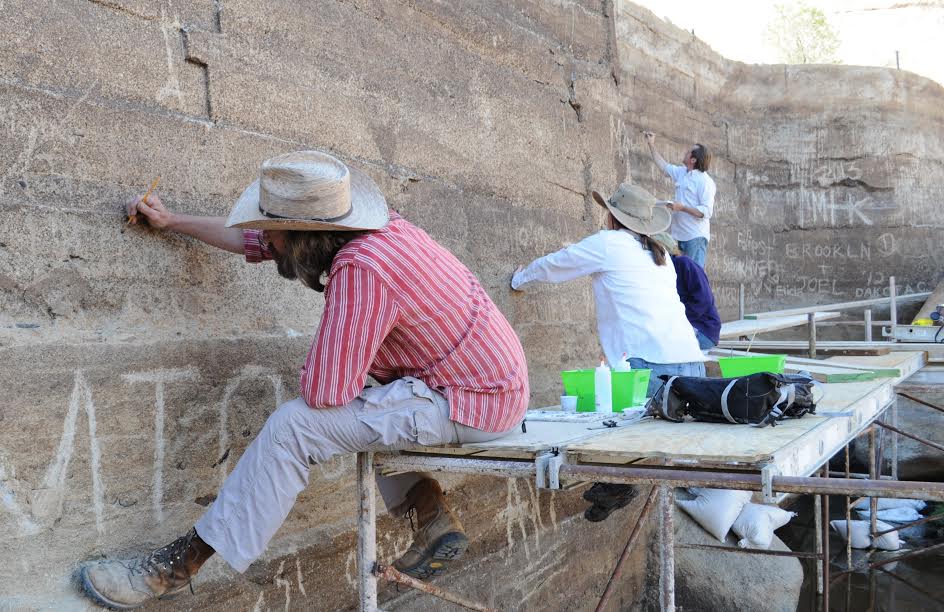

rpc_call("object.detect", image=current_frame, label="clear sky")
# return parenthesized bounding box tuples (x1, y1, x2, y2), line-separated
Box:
(631, 0, 944, 85)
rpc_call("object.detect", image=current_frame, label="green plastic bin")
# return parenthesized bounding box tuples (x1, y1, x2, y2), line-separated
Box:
(561, 368, 651, 412)
(717, 354, 786, 377)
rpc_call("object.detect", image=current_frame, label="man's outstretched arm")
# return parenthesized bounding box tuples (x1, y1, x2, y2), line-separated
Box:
(643, 131, 669, 173)
(126, 193, 246, 254)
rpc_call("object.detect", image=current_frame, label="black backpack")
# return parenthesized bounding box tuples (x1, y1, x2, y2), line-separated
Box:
(645, 371, 819, 428)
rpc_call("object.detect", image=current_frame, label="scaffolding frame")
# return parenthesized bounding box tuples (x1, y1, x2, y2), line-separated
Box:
(352, 381, 944, 612)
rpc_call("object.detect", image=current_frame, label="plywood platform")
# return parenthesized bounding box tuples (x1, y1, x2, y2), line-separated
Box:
(565, 376, 892, 477)
(719, 312, 839, 339)
(402, 353, 924, 480)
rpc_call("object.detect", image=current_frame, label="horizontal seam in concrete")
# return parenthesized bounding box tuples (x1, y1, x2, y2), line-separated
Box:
(0, 331, 320, 349)
(0, 76, 214, 128)
(0, 79, 548, 208)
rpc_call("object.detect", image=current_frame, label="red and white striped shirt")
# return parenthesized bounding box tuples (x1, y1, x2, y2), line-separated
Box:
(243, 214, 528, 432)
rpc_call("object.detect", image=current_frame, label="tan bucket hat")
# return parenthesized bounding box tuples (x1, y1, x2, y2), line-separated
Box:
(225, 150, 389, 231)
(591, 183, 671, 236)
(652, 232, 680, 255)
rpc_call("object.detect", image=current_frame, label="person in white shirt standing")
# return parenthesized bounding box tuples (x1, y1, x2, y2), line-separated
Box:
(643, 131, 716, 268)
(511, 182, 705, 522)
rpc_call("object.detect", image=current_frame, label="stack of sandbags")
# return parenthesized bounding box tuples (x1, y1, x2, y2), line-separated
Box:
(830, 520, 901, 550)
(853, 497, 925, 523)
(677, 488, 796, 549)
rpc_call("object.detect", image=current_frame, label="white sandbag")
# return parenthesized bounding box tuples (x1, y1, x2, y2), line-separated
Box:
(852, 497, 926, 511)
(678, 488, 753, 542)
(731, 503, 796, 549)
(855, 506, 923, 523)
(829, 519, 901, 551)
(873, 520, 902, 551)
(830, 520, 871, 548)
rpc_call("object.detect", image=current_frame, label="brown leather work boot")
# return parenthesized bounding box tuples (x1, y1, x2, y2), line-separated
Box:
(80, 528, 214, 610)
(393, 478, 468, 580)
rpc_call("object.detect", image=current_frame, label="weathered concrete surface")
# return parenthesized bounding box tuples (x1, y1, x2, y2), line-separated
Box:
(617, 3, 944, 323)
(0, 0, 645, 610)
(3, 0, 944, 610)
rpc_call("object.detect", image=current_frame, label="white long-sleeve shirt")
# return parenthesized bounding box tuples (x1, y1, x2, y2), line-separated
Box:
(665, 163, 716, 241)
(512, 229, 704, 366)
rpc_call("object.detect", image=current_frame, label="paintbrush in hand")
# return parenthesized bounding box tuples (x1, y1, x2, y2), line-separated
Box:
(127, 176, 161, 225)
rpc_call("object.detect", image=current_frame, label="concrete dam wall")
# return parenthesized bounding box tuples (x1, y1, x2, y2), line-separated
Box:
(1, 1, 943, 609)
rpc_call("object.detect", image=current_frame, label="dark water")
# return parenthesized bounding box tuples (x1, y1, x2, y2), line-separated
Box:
(779, 496, 944, 612)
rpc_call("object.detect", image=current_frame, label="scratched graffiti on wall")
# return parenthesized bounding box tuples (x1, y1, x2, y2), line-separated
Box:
(712, 221, 933, 313)
(0, 365, 290, 537)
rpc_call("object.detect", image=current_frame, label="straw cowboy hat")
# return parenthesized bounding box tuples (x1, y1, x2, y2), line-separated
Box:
(591, 183, 671, 236)
(226, 150, 389, 231)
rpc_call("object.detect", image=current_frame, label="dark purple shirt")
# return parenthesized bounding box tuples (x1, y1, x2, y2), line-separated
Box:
(672, 254, 721, 344)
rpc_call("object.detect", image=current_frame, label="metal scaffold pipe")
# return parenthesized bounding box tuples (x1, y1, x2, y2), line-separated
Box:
(557, 465, 944, 501)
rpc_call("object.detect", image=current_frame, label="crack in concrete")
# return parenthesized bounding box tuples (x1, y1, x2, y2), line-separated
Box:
(566, 71, 584, 123)
(213, 0, 223, 33)
(600, 0, 620, 87)
(548, 181, 585, 198)
(182, 29, 214, 121)
(580, 155, 595, 221)
(828, 178, 894, 192)
(86, 0, 157, 21)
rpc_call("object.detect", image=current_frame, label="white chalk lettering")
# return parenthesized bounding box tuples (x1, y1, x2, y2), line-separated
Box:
(123, 368, 200, 523)
(38, 370, 105, 533)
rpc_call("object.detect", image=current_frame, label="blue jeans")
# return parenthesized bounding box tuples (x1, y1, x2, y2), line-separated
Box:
(629, 358, 706, 398)
(695, 329, 717, 351)
(678, 237, 708, 267)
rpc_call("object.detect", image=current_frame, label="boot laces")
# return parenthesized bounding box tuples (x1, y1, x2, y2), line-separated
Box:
(129, 527, 198, 593)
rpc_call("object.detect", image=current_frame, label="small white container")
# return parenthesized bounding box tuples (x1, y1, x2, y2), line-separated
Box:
(613, 352, 632, 372)
(594, 360, 612, 413)
(560, 395, 578, 413)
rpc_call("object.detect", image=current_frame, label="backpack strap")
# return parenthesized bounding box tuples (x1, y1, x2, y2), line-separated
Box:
(660, 376, 680, 420)
(752, 384, 794, 428)
(720, 378, 741, 424)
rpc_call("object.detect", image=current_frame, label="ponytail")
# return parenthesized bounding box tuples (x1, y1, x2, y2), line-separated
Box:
(608, 212, 668, 266)
(640, 234, 667, 266)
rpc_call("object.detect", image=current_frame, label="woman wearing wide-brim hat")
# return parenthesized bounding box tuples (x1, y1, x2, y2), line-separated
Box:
(512, 182, 705, 522)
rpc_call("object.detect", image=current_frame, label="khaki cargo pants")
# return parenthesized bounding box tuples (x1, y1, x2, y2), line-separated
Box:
(195, 377, 515, 573)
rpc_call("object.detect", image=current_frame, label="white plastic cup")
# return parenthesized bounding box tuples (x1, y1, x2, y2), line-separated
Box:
(561, 395, 578, 413)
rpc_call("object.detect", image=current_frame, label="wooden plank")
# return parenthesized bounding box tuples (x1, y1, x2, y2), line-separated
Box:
(719, 312, 839, 339)
(744, 292, 930, 320)
(722, 345, 891, 357)
(768, 380, 895, 478)
(715, 340, 944, 360)
(785, 357, 898, 379)
(783, 364, 875, 383)
(707, 349, 880, 383)
(567, 352, 920, 476)
(711, 349, 907, 380)
(718, 340, 899, 350)
(402, 446, 483, 457)
(911, 280, 944, 322)
(824, 352, 926, 385)
(563, 378, 890, 470)
(459, 418, 612, 454)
